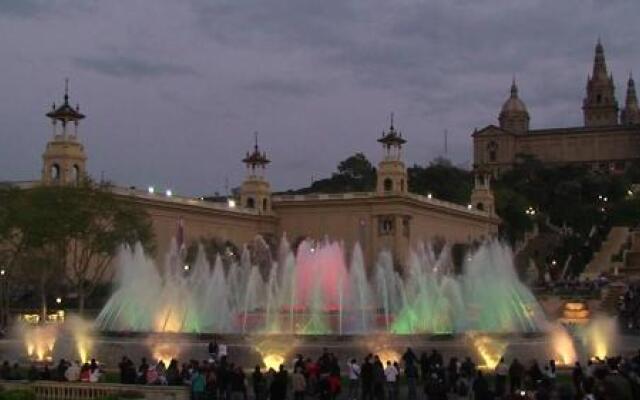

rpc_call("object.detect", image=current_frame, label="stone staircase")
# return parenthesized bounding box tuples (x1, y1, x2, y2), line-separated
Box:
(583, 226, 630, 278)
(599, 281, 628, 314)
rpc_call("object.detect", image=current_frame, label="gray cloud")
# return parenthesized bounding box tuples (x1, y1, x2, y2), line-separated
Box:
(0, 0, 50, 18)
(74, 55, 198, 79)
(0, 0, 639, 195)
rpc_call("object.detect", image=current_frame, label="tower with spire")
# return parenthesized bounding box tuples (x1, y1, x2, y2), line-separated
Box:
(470, 168, 495, 217)
(498, 78, 530, 134)
(621, 72, 640, 126)
(41, 79, 87, 186)
(583, 40, 619, 127)
(239, 132, 272, 214)
(376, 113, 408, 194)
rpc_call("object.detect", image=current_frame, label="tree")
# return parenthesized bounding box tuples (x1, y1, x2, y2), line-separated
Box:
(57, 182, 155, 314)
(0, 182, 155, 317)
(408, 157, 473, 204)
(290, 153, 376, 194)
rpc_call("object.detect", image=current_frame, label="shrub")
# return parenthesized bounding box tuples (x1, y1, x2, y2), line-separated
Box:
(0, 390, 36, 400)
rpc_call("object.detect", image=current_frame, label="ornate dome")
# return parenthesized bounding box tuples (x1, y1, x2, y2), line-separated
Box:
(501, 80, 528, 114)
(499, 79, 530, 133)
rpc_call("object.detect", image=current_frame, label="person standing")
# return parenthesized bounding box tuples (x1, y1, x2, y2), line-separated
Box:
(361, 356, 374, 400)
(508, 358, 524, 394)
(252, 366, 266, 400)
(292, 366, 307, 400)
(571, 361, 584, 394)
(346, 359, 361, 400)
(494, 357, 507, 397)
(384, 361, 399, 400)
(191, 368, 206, 400)
(405, 359, 418, 400)
(373, 356, 385, 400)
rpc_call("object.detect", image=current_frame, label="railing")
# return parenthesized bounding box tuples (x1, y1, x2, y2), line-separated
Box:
(112, 187, 261, 216)
(0, 380, 190, 400)
(272, 191, 491, 217)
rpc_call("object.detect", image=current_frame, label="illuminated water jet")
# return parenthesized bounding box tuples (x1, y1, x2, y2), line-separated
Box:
(467, 332, 507, 369)
(549, 323, 577, 366)
(582, 315, 618, 360)
(22, 324, 57, 362)
(96, 240, 547, 335)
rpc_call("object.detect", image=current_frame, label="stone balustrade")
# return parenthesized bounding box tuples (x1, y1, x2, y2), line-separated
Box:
(0, 380, 189, 400)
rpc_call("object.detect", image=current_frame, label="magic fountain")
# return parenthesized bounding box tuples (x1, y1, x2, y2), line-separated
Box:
(9, 238, 628, 369)
(96, 239, 547, 335)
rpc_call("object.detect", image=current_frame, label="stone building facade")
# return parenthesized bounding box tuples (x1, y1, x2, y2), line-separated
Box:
(473, 41, 640, 175)
(32, 84, 499, 272)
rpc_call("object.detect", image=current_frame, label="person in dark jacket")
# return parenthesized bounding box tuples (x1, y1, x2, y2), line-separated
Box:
(472, 370, 492, 400)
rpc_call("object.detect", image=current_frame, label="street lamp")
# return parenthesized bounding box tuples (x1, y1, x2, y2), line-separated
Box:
(183, 265, 190, 271)
(55, 297, 62, 305)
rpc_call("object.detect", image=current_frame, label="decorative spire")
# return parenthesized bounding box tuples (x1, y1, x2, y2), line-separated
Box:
(64, 78, 69, 105)
(622, 71, 640, 125)
(593, 39, 608, 79)
(46, 78, 85, 124)
(378, 113, 406, 148)
(510, 76, 518, 98)
(243, 131, 270, 167)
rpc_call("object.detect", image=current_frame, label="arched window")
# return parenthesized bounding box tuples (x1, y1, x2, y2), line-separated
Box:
(400, 179, 405, 192)
(50, 164, 60, 181)
(384, 178, 393, 192)
(487, 141, 498, 162)
(71, 164, 80, 184)
(476, 202, 485, 211)
(246, 197, 255, 208)
(262, 198, 268, 212)
(597, 94, 602, 104)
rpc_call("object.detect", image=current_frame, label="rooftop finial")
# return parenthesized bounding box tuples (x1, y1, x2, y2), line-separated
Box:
(254, 131, 259, 152)
(390, 112, 395, 129)
(64, 78, 70, 104)
(510, 76, 518, 97)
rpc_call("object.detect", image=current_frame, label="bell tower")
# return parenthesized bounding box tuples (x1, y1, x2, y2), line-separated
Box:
(239, 132, 272, 214)
(583, 40, 619, 127)
(621, 72, 640, 126)
(376, 113, 408, 195)
(470, 168, 495, 216)
(42, 79, 87, 186)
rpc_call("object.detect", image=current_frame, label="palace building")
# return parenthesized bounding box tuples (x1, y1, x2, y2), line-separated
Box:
(473, 41, 640, 175)
(23, 81, 500, 270)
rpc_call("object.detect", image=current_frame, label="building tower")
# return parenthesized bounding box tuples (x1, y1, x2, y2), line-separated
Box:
(240, 132, 272, 214)
(376, 113, 408, 194)
(583, 40, 619, 127)
(470, 168, 495, 216)
(621, 73, 640, 126)
(42, 79, 87, 186)
(498, 78, 530, 134)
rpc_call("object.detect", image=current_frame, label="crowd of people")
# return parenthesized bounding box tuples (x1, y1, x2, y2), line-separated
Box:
(618, 283, 640, 332)
(4, 343, 640, 400)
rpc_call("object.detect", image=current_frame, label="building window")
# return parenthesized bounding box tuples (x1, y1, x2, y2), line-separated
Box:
(476, 202, 485, 211)
(50, 164, 60, 181)
(384, 178, 393, 192)
(246, 197, 255, 208)
(402, 217, 410, 238)
(262, 198, 268, 211)
(378, 216, 394, 235)
(487, 141, 498, 162)
(614, 161, 626, 171)
(71, 164, 80, 184)
(400, 179, 405, 192)
(597, 94, 602, 104)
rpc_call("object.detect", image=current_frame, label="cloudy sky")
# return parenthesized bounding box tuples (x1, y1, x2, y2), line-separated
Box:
(0, 1, 638, 195)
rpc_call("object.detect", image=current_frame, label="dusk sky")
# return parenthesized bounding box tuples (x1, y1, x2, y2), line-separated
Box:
(1, 1, 638, 196)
